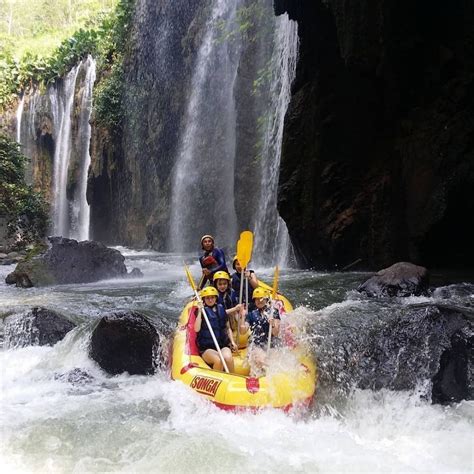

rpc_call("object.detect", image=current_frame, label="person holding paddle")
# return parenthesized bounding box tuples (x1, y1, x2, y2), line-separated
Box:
(231, 256, 259, 311)
(194, 286, 243, 372)
(239, 287, 281, 374)
(198, 235, 228, 289)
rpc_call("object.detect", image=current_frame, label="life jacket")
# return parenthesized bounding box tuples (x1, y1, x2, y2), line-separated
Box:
(246, 306, 280, 347)
(217, 289, 238, 310)
(197, 304, 228, 350)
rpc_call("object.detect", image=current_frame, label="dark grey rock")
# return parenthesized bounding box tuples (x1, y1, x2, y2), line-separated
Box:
(90, 311, 160, 376)
(55, 368, 94, 385)
(4, 307, 76, 348)
(127, 267, 144, 278)
(357, 262, 429, 297)
(311, 302, 473, 404)
(5, 237, 127, 287)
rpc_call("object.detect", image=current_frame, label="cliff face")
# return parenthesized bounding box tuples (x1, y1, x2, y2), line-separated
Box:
(275, 0, 474, 269)
(89, 1, 202, 248)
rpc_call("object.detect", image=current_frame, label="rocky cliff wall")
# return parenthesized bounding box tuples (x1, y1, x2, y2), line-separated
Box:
(275, 0, 474, 269)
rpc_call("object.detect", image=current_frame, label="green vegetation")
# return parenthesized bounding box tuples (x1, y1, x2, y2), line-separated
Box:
(0, 0, 134, 132)
(0, 134, 49, 248)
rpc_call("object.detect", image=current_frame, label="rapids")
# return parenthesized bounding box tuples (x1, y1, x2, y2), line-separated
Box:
(0, 250, 472, 472)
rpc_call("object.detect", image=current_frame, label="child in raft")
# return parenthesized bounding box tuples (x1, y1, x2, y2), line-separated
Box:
(239, 287, 281, 375)
(194, 286, 245, 373)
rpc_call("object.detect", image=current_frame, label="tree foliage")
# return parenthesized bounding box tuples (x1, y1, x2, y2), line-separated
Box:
(0, 134, 49, 248)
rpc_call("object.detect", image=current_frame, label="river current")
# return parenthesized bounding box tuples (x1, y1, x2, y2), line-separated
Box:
(0, 249, 472, 473)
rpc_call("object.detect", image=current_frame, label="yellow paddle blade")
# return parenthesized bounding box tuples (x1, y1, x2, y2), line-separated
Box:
(272, 265, 279, 298)
(236, 230, 253, 269)
(184, 264, 197, 293)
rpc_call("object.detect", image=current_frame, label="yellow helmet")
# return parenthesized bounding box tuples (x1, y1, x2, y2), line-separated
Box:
(213, 271, 230, 281)
(200, 286, 219, 298)
(252, 287, 269, 299)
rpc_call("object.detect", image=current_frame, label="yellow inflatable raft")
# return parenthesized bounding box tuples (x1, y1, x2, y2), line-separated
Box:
(171, 285, 316, 411)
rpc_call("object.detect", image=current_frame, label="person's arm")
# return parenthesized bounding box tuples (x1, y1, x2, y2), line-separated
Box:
(269, 310, 280, 336)
(226, 303, 246, 317)
(246, 270, 259, 289)
(226, 321, 238, 351)
(240, 312, 251, 334)
(194, 309, 203, 332)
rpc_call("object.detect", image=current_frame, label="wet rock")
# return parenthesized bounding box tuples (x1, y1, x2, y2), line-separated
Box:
(357, 262, 429, 297)
(127, 267, 144, 278)
(4, 307, 76, 348)
(90, 311, 160, 376)
(55, 368, 94, 385)
(312, 302, 473, 404)
(275, 0, 474, 270)
(5, 236, 127, 287)
(5, 271, 33, 287)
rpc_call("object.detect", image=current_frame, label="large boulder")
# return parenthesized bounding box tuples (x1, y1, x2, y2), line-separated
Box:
(90, 311, 160, 375)
(311, 302, 473, 404)
(3, 307, 76, 348)
(5, 237, 128, 287)
(357, 262, 429, 297)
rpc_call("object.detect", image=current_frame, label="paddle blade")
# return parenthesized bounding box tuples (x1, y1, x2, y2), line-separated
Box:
(272, 265, 279, 298)
(184, 264, 197, 293)
(236, 230, 253, 268)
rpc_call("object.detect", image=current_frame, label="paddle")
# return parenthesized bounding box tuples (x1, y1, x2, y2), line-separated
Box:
(267, 265, 279, 352)
(236, 230, 253, 346)
(184, 264, 229, 373)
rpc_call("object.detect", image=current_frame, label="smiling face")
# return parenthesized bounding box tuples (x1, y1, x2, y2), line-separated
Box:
(202, 237, 214, 251)
(203, 295, 217, 306)
(216, 279, 229, 293)
(234, 260, 242, 273)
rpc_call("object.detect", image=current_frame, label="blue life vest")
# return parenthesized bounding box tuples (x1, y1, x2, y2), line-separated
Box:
(197, 304, 228, 351)
(246, 307, 280, 347)
(199, 248, 228, 287)
(217, 289, 238, 310)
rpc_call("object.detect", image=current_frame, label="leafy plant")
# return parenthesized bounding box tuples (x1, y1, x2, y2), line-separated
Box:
(0, 134, 49, 248)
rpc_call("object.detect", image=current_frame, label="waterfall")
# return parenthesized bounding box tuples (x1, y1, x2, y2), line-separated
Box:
(252, 15, 298, 267)
(73, 56, 96, 241)
(50, 56, 96, 240)
(15, 94, 24, 144)
(168, 2, 298, 264)
(169, 0, 242, 252)
(50, 64, 81, 237)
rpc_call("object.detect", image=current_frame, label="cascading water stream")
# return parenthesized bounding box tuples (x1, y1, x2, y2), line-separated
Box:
(169, 0, 242, 252)
(72, 56, 96, 241)
(48, 56, 96, 240)
(15, 95, 24, 144)
(50, 64, 81, 238)
(169, 1, 298, 264)
(253, 15, 298, 267)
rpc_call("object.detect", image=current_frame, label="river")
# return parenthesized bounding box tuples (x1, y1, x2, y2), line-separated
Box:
(0, 249, 472, 472)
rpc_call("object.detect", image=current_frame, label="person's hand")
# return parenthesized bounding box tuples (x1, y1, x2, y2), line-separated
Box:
(244, 269, 251, 278)
(230, 341, 238, 352)
(202, 268, 211, 276)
